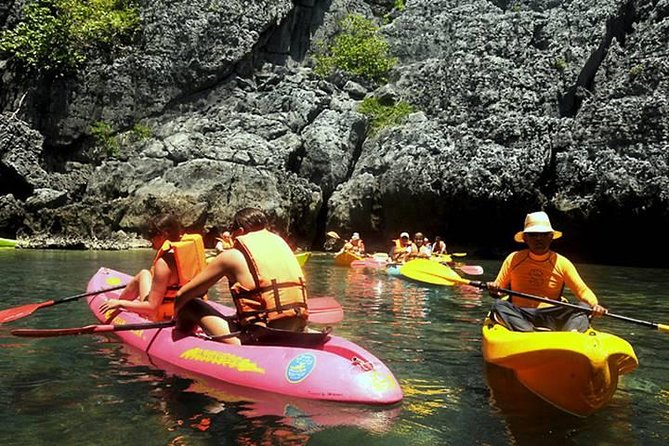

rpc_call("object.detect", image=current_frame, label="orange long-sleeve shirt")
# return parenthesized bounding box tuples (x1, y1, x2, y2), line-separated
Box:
(494, 249, 598, 308)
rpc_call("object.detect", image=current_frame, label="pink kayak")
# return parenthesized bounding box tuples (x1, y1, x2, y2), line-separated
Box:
(87, 267, 403, 405)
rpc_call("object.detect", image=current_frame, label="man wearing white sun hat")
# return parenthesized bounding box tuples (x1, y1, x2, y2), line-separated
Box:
(487, 211, 607, 332)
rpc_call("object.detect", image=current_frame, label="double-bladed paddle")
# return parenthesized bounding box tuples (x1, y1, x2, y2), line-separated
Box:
(402, 259, 669, 333)
(455, 264, 484, 275)
(12, 320, 175, 337)
(0, 284, 127, 324)
(11, 297, 345, 338)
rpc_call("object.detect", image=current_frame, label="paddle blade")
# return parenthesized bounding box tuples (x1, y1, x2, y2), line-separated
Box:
(0, 300, 55, 323)
(12, 324, 99, 337)
(456, 265, 484, 275)
(399, 259, 461, 286)
(308, 297, 344, 324)
(657, 323, 669, 333)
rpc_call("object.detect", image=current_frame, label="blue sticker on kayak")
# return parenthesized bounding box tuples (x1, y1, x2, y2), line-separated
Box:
(286, 353, 316, 384)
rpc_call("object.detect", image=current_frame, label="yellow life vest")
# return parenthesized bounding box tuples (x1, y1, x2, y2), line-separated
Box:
(216, 237, 234, 250)
(152, 233, 207, 320)
(230, 229, 308, 325)
(392, 239, 414, 261)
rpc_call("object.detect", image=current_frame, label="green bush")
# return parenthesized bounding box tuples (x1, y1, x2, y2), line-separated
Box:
(131, 123, 152, 140)
(358, 97, 414, 134)
(315, 14, 396, 83)
(0, 0, 139, 75)
(91, 121, 120, 156)
(629, 63, 644, 77)
(554, 56, 568, 71)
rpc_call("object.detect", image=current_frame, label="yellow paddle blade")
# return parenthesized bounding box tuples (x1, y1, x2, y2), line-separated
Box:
(430, 254, 452, 263)
(399, 259, 462, 286)
(657, 323, 669, 333)
(451, 252, 467, 257)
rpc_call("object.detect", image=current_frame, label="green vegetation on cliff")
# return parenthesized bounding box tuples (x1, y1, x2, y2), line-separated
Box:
(358, 97, 414, 134)
(315, 14, 396, 83)
(91, 120, 120, 156)
(0, 0, 139, 75)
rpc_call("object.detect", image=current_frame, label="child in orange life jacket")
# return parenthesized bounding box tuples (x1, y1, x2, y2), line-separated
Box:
(175, 208, 308, 345)
(99, 215, 182, 320)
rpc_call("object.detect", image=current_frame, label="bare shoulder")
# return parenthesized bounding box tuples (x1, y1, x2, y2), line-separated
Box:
(211, 248, 246, 268)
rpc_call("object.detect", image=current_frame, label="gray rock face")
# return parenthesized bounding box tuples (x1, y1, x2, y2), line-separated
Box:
(0, 0, 667, 266)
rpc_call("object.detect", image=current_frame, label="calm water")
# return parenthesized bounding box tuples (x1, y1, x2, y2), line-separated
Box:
(1, 249, 668, 445)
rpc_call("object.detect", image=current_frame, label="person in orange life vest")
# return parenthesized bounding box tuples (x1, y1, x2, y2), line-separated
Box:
(487, 211, 607, 332)
(99, 215, 182, 320)
(215, 230, 234, 253)
(175, 208, 308, 345)
(432, 236, 447, 255)
(337, 232, 366, 256)
(390, 232, 413, 262)
(406, 232, 431, 260)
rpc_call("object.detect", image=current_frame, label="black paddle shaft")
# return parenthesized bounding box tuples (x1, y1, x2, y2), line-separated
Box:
(468, 280, 662, 330)
(54, 284, 127, 305)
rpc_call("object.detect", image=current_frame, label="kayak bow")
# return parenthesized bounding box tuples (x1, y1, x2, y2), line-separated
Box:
(482, 316, 638, 417)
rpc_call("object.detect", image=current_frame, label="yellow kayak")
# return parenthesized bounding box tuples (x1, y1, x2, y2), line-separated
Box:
(294, 251, 312, 267)
(334, 250, 363, 266)
(482, 316, 638, 417)
(0, 237, 17, 248)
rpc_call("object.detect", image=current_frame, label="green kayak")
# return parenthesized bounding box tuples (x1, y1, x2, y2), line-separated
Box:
(0, 238, 17, 248)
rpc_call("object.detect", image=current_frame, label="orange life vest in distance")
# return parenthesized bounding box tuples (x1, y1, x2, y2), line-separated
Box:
(231, 229, 308, 325)
(151, 233, 207, 321)
(216, 237, 234, 250)
(392, 239, 414, 260)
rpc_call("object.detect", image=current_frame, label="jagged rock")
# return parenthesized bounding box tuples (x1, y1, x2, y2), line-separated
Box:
(25, 188, 68, 211)
(0, 0, 668, 265)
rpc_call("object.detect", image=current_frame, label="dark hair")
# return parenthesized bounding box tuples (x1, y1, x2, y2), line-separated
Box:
(143, 214, 182, 242)
(230, 208, 268, 233)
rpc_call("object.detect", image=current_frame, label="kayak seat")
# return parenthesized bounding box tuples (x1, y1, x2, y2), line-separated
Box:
(240, 325, 332, 347)
(490, 309, 552, 332)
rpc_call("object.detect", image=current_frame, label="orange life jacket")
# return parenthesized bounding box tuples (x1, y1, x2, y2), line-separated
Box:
(152, 233, 207, 320)
(216, 237, 234, 250)
(392, 239, 414, 260)
(230, 229, 308, 325)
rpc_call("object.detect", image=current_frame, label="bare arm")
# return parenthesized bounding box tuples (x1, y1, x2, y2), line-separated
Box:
(100, 259, 173, 316)
(174, 249, 242, 313)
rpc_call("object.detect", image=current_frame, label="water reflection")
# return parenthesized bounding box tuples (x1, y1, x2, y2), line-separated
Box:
(2, 251, 669, 444)
(485, 363, 637, 446)
(107, 343, 401, 445)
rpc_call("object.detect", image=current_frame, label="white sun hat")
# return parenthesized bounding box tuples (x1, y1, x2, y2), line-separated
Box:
(514, 211, 563, 243)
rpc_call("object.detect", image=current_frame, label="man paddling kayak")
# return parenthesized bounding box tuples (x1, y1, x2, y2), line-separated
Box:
(175, 208, 308, 345)
(487, 211, 607, 332)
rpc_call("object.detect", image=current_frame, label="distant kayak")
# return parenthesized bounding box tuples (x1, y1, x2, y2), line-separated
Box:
(87, 267, 403, 405)
(351, 253, 389, 268)
(294, 251, 312, 267)
(482, 316, 638, 417)
(0, 237, 17, 248)
(334, 250, 363, 266)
